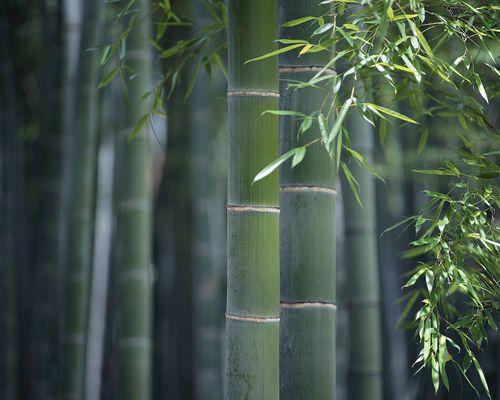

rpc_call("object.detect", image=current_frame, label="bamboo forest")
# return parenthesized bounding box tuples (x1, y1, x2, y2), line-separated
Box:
(1, 0, 500, 399)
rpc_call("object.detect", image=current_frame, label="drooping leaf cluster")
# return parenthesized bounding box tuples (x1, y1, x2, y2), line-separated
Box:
(96, 0, 226, 138)
(388, 139, 499, 396)
(251, 0, 499, 201)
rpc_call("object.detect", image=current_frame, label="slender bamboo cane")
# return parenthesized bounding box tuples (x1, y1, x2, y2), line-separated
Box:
(375, 88, 410, 400)
(85, 87, 115, 400)
(343, 110, 383, 400)
(32, 2, 64, 397)
(279, 2, 337, 398)
(226, 1, 280, 398)
(191, 70, 225, 399)
(116, 2, 153, 399)
(0, 20, 20, 398)
(153, 73, 190, 400)
(62, 0, 103, 397)
(59, 0, 82, 395)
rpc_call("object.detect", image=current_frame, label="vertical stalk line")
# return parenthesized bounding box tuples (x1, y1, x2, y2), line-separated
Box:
(226, 1, 280, 398)
(116, 1, 153, 399)
(343, 110, 383, 400)
(33, 1, 64, 398)
(190, 71, 226, 400)
(0, 14, 21, 399)
(85, 87, 115, 400)
(375, 86, 410, 400)
(61, 0, 103, 398)
(278, 1, 337, 398)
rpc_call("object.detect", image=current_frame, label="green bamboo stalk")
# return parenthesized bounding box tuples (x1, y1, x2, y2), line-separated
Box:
(226, 1, 280, 398)
(190, 5, 225, 399)
(343, 110, 383, 400)
(116, 2, 153, 399)
(62, 0, 103, 398)
(0, 20, 20, 398)
(32, 2, 64, 397)
(375, 87, 410, 400)
(279, 1, 337, 398)
(86, 85, 115, 400)
(191, 71, 225, 399)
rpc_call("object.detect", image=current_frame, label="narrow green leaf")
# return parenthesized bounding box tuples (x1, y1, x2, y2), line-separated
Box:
(365, 103, 418, 124)
(129, 114, 148, 141)
(98, 66, 120, 89)
(245, 44, 304, 64)
(253, 148, 297, 182)
(417, 128, 429, 154)
(473, 358, 491, 398)
(341, 162, 362, 207)
(313, 23, 334, 36)
(403, 268, 426, 288)
(328, 98, 352, 148)
(318, 113, 328, 144)
(282, 16, 317, 27)
(292, 147, 306, 167)
(263, 110, 308, 117)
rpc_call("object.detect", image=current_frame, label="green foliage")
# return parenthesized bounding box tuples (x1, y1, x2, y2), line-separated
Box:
(251, 0, 498, 202)
(388, 139, 499, 397)
(96, 0, 226, 139)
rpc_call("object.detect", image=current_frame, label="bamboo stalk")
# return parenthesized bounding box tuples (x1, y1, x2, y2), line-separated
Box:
(32, 2, 64, 397)
(116, 2, 153, 399)
(279, 1, 337, 398)
(191, 72, 225, 400)
(85, 86, 115, 400)
(0, 19, 20, 398)
(226, 1, 280, 398)
(61, 0, 103, 397)
(343, 110, 383, 400)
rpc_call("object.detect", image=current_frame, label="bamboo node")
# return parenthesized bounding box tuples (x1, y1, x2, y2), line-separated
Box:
(225, 313, 280, 323)
(280, 185, 337, 195)
(118, 337, 152, 348)
(227, 90, 280, 98)
(279, 66, 336, 74)
(226, 204, 280, 214)
(118, 269, 151, 282)
(280, 301, 337, 310)
(119, 198, 150, 211)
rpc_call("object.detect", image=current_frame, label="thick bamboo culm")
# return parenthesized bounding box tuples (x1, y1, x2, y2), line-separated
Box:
(344, 110, 383, 400)
(61, 0, 102, 398)
(226, 1, 280, 398)
(116, 2, 153, 399)
(279, 1, 337, 398)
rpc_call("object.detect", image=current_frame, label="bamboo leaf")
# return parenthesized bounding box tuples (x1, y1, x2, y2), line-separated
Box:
(299, 44, 313, 56)
(129, 114, 148, 141)
(473, 358, 491, 398)
(253, 148, 297, 183)
(313, 23, 334, 36)
(98, 66, 120, 89)
(403, 268, 426, 288)
(282, 16, 317, 27)
(245, 44, 304, 64)
(292, 147, 306, 167)
(365, 103, 418, 124)
(475, 75, 489, 103)
(413, 169, 457, 176)
(417, 128, 429, 154)
(318, 113, 328, 144)
(341, 162, 362, 208)
(327, 98, 352, 148)
(263, 110, 308, 117)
